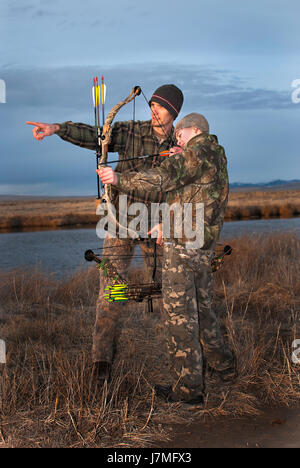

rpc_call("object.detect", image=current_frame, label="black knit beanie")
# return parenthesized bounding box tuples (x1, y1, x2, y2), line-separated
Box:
(149, 84, 183, 119)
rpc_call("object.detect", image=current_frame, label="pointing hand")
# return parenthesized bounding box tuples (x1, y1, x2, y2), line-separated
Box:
(26, 121, 60, 141)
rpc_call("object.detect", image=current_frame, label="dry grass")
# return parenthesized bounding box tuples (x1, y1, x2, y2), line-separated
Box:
(0, 197, 97, 230)
(1, 190, 300, 231)
(0, 232, 300, 447)
(226, 190, 300, 220)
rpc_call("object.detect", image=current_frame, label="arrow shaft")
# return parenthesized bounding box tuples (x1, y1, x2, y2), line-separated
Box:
(97, 151, 170, 166)
(93, 77, 102, 198)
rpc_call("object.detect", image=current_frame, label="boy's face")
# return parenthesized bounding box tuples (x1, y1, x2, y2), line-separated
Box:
(175, 127, 200, 147)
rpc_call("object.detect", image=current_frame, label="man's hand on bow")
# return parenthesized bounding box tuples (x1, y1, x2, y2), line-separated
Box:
(26, 121, 60, 141)
(97, 167, 118, 185)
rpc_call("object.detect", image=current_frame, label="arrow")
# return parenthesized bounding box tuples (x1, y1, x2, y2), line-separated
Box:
(96, 77, 101, 136)
(105, 284, 128, 302)
(97, 151, 171, 166)
(101, 75, 106, 125)
(93, 76, 102, 199)
(92, 77, 100, 107)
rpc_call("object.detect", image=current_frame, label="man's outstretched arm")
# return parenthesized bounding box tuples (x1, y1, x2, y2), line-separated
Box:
(26, 120, 135, 153)
(26, 120, 98, 150)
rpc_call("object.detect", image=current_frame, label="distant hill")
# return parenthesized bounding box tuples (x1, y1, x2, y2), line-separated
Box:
(230, 180, 300, 192)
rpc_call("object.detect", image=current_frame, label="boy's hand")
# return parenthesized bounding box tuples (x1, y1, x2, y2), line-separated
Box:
(168, 145, 182, 155)
(147, 223, 164, 246)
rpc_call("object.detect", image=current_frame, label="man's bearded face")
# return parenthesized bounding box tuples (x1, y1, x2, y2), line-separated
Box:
(150, 102, 173, 128)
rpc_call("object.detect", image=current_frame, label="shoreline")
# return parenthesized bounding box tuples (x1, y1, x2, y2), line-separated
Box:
(1, 215, 300, 235)
(0, 189, 300, 232)
(157, 407, 300, 448)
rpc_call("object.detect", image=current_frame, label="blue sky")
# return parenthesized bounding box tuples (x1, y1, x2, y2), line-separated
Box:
(0, 0, 299, 195)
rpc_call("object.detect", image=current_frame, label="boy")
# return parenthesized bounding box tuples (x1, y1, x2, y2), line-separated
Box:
(98, 113, 236, 405)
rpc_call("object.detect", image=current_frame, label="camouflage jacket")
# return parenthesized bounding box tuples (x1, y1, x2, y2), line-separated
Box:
(116, 133, 229, 249)
(56, 119, 175, 204)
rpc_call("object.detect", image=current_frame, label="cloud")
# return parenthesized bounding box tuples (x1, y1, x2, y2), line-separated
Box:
(5, 0, 61, 18)
(0, 62, 298, 195)
(1, 63, 293, 113)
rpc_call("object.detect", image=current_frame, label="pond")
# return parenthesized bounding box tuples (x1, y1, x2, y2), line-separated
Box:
(0, 217, 299, 279)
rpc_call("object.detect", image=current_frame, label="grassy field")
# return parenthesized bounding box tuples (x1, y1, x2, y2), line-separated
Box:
(0, 232, 299, 448)
(226, 189, 300, 220)
(0, 197, 97, 231)
(1, 189, 300, 231)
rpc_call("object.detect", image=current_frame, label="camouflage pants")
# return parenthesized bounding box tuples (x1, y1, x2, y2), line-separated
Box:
(92, 234, 162, 363)
(162, 243, 234, 400)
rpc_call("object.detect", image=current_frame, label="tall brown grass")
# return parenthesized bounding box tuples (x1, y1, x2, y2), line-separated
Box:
(0, 232, 299, 447)
(226, 190, 300, 220)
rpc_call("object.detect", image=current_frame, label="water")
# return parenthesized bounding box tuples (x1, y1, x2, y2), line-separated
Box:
(220, 217, 300, 239)
(0, 218, 300, 279)
(0, 227, 104, 279)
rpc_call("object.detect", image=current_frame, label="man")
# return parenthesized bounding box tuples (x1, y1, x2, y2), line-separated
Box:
(98, 113, 236, 405)
(26, 84, 184, 385)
